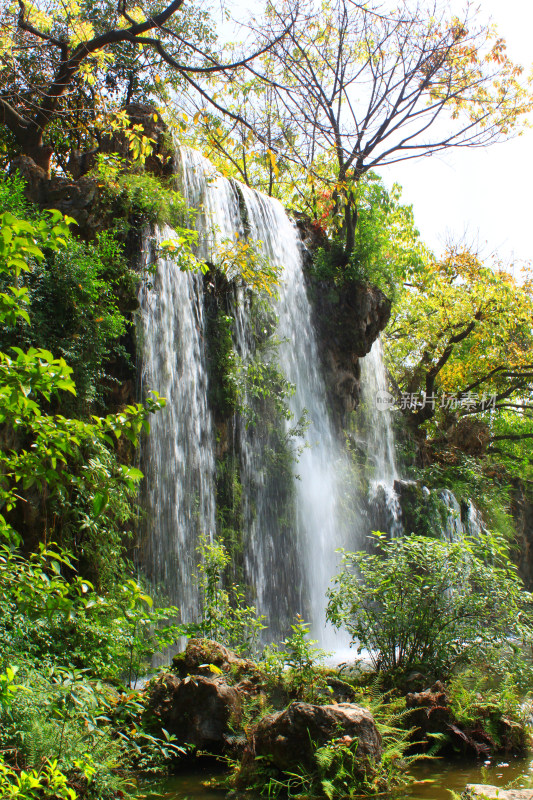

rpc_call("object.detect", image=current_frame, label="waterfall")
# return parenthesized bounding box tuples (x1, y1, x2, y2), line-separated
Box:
(138, 147, 376, 648)
(359, 339, 402, 536)
(138, 226, 216, 623)
(439, 489, 465, 541)
(439, 490, 487, 541)
(236, 186, 351, 646)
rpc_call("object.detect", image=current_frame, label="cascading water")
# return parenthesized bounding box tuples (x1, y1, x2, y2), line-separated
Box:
(138, 226, 216, 623)
(439, 490, 487, 541)
(139, 146, 382, 649)
(359, 339, 402, 536)
(236, 186, 352, 646)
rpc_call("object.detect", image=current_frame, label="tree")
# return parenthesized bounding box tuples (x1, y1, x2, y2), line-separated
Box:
(326, 531, 533, 678)
(0, 0, 293, 174)
(0, 204, 163, 581)
(249, 0, 531, 257)
(385, 244, 533, 464)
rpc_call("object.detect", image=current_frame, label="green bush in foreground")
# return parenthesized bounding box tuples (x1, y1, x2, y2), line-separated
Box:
(327, 532, 533, 680)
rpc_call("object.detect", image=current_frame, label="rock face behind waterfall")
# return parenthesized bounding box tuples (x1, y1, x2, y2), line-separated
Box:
(244, 701, 382, 774)
(310, 278, 391, 423)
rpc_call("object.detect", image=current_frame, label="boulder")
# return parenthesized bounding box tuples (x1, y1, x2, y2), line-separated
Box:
(172, 638, 259, 681)
(405, 681, 450, 741)
(464, 786, 533, 800)
(147, 672, 241, 751)
(406, 683, 526, 758)
(247, 701, 382, 773)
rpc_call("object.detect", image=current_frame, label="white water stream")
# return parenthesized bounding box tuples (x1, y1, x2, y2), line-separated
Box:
(359, 339, 402, 536)
(139, 148, 393, 647)
(138, 227, 216, 622)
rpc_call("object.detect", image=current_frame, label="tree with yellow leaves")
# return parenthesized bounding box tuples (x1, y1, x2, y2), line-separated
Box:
(0, 0, 293, 175)
(246, 0, 532, 259)
(386, 244, 533, 457)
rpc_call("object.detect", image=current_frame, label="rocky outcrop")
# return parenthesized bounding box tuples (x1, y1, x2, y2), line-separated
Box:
(405, 681, 450, 744)
(9, 103, 172, 236)
(244, 701, 382, 774)
(310, 279, 391, 424)
(512, 482, 533, 591)
(446, 417, 490, 456)
(147, 671, 242, 752)
(406, 682, 527, 758)
(172, 637, 259, 681)
(98, 102, 175, 179)
(464, 787, 533, 800)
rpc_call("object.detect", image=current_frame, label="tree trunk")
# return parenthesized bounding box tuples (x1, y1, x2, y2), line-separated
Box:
(10, 122, 54, 176)
(343, 198, 357, 262)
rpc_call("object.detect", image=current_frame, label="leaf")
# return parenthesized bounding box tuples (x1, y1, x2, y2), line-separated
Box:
(92, 492, 109, 517)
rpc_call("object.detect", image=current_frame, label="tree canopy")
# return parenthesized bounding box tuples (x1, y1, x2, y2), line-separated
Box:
(192, 0, 531, 255)
(385, 244, 533, 468)
(0, 0, 293, 173)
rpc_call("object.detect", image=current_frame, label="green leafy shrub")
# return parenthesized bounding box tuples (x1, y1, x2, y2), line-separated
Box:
(0, 174, 137, 416)
(310, 173, 427, 296)
(195, 534, 266, 656)
(447, 667, 531, 752)
(327, 531, 533, 681)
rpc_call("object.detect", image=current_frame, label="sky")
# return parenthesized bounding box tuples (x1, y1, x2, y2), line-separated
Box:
(378, 0, 533, 265)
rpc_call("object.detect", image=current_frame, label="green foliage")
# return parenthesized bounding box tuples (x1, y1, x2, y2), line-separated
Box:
(280, 616, 330, 701)
(0, 540, 186, 688)
(0, 174, 30, 218)
(17, 231, 131, 412)
(311, 173, 427, 295)
(447, 666, 530, 752)
(207, 292, 295, 425)
(237, 691, 419, 799)
(0, 195, 165, 579)
(94, 155, 199, 264)
(211, 235, 281, 295)
(258, 618, 333, 704)
(195, 534, 266, 656)
(0, 541, 187, 798)
(0, 195, 188, 798)
(0, 174, 137, 414)
(0, 756, 79, 800)
(327, 531, 533, 681)
(0, 657, 185, 799)
(208, 308, 239, 416)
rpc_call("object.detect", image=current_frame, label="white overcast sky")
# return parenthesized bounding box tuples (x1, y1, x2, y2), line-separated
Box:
(378, 0, 533, 265)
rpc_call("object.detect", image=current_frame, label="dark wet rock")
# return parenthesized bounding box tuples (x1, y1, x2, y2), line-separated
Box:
(245, 701, 382, 774)
(309, 279, 391, 424)
(147, 671, 242, 751)
(406, 682, 527, 758)
(512, 481, 533, 592)
(406, 681, 450, 743)
(446, 417, 490, 456)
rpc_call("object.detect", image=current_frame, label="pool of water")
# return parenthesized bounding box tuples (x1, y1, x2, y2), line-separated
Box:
(139, 755, 533, 800)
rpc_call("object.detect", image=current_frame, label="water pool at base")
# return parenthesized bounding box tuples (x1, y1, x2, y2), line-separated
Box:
(140, 755, 533, 800)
